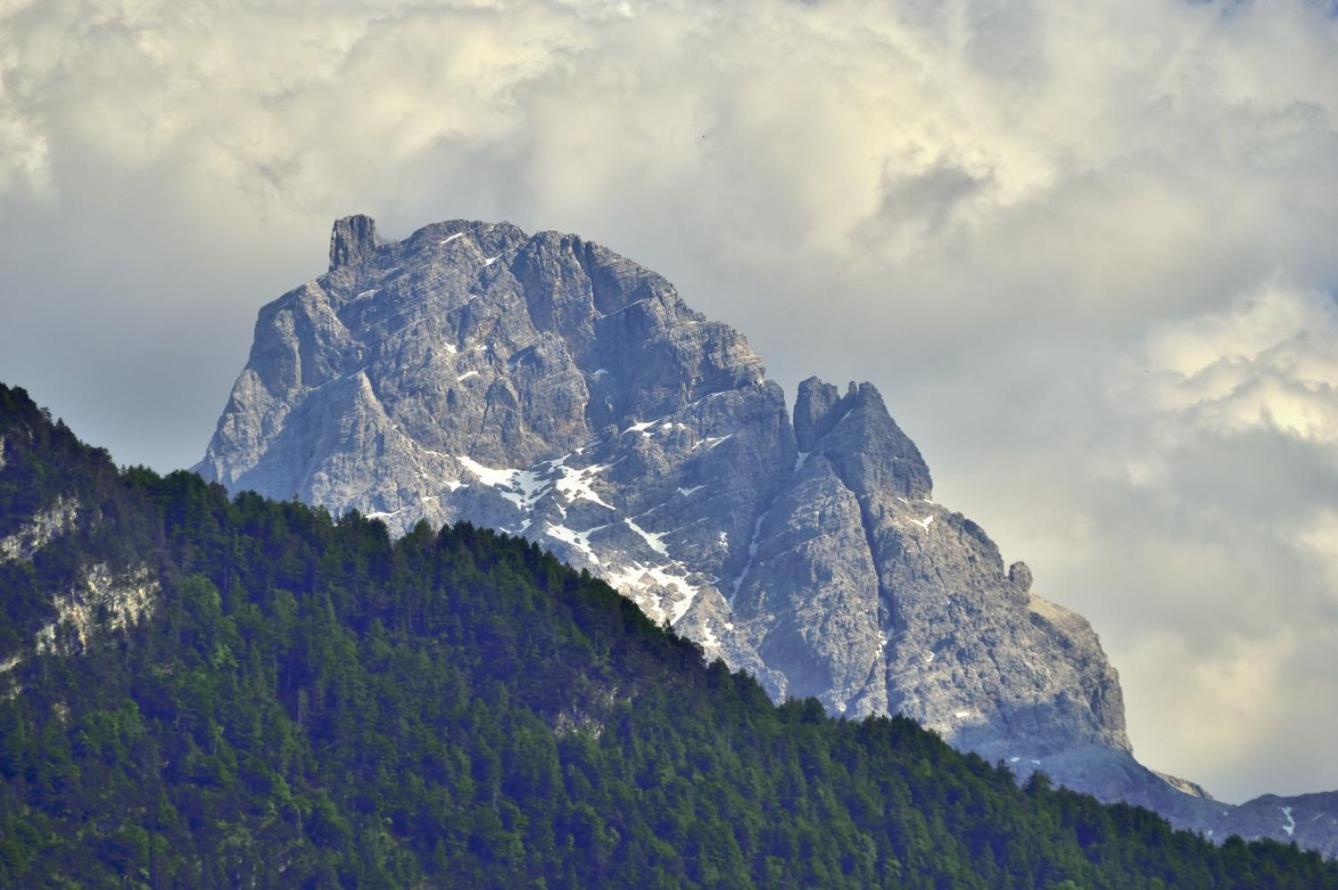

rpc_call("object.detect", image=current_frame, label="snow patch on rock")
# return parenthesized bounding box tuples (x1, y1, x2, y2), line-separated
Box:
(699, 622, 721, 656)
(624, 517, 668, 556)
(731, 515, 766, 601)
(605, 561, 703, 625)
(693, 434, 732, 452)
(544, 523, 606, 565)
(551, 458, 615, 509)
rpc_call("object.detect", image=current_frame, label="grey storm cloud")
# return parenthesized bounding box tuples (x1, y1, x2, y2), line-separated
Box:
(1, 0, 1337, 802)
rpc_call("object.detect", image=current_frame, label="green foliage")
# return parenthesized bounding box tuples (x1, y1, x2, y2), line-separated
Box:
(1, 382, 1335, 888)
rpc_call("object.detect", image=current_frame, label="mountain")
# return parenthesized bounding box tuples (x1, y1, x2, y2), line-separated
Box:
(195, 215, 1337, 854)
(3, 381, 1336, 887)
(197, 216, 1126, 761)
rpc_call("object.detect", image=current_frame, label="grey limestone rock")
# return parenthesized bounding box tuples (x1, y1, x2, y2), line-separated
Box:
(329, 214, 379, 271)
(198, 215, 1338, 855)
(0, 495, 79, 563)
(1216, 792, 1338, 858)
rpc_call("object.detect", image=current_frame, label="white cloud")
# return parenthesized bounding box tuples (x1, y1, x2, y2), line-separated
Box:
(1, 0, 1336, 802)
(955, 284, 1338, 799)
(1139, 285, 1338, 444)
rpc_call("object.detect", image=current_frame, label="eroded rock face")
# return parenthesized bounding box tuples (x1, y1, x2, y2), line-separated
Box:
(329, 214, 379, 271)
(0, 495, 79, 562)
(0, 490, 157, 697)
(200, 219, 784, 639)
(196, 216, 1333, 849)
(198, 215, 1132, 760)
(34, 563, 159, 656)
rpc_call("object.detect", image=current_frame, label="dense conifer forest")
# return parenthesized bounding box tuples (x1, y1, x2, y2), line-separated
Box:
(1, 382, 1335, 887)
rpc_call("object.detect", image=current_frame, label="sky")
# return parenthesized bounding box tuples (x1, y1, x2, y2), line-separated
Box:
(2, 0, 1337, 804)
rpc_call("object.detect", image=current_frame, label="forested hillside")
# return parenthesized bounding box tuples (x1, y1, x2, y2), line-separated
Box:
(1, 382, 1333, 888)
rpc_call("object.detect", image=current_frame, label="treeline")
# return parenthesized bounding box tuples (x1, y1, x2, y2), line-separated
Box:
(0, 382, 1333, 888)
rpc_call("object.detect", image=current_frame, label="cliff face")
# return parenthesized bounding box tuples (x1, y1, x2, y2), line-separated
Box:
(199, 215, 1128, 763)
(196, 216, 1330, 848)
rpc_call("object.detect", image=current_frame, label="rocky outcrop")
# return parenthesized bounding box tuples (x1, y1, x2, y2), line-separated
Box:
(0, 495, 78, 562)
(329, 214, 379, 271)
(34, 563, 159, 656)
(197, 215, 1338, 854)
(0, 395, 161, 702)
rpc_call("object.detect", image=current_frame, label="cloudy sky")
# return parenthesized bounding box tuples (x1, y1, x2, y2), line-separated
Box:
(2, 0, 1337, 802)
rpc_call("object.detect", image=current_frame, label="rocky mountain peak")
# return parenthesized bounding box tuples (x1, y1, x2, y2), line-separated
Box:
(196, 215, 1267, 843)
(794, 376, 932, 500)
(328, 214, 379, 271)
(793, 377, 845, 450)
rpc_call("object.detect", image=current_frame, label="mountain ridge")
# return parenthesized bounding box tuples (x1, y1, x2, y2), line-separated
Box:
(3, 379, 1336, 886)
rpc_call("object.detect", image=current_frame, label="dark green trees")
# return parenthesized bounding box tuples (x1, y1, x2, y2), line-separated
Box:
(0, 382, 1334, 888)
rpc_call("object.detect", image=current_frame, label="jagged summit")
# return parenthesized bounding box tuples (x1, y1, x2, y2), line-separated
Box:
(195, 215, 1328, 848)
(328, 214, 379, 271)
(198, 212, 1122, 750)
(793, 377, 932, 500)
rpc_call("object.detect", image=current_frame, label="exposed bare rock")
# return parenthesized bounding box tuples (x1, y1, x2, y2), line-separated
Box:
(34, 563, 159, 656)
(1219, 792, 1338, 858)
(329, 214, 379, 271)
(0, 495, 79, 562)
(196, 216, 1338, 854)
(195, 214, 1148, 782)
